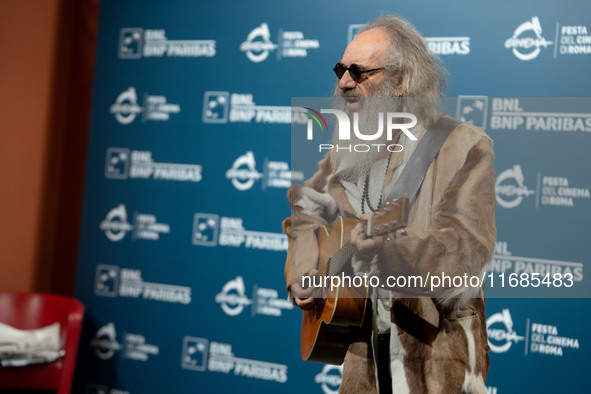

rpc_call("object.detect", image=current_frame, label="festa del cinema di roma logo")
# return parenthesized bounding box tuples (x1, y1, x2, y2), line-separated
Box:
(240, 23, 319, 63)
(303, 108, 418, 153)
(505, 16, 553, 61)
(495, 164, 536, 209)
(240, 23, 276, 62)
(486, 309, 525, 353)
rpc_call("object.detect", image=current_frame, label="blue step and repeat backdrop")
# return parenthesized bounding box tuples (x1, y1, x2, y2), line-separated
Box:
(74, 0, 590, 393)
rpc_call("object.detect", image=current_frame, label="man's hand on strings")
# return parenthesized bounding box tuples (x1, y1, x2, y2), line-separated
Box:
(350, 212, 384, 256)
(291, 269, 320, 310)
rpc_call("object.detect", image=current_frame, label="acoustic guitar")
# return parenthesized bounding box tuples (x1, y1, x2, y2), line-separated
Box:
(301, 196, 409, 365)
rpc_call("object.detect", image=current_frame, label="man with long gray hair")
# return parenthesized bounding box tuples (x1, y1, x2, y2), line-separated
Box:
(284, 15, 495, 393)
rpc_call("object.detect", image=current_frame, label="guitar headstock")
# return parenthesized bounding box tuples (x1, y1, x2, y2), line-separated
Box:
(365, 195, 409, 238)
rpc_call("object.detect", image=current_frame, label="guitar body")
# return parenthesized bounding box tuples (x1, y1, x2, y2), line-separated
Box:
(298, 196, 409, 365)
(301, 217, 369, 365)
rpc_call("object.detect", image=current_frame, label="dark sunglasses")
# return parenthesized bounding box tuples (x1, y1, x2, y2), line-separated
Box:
(333, 62, 385, 83)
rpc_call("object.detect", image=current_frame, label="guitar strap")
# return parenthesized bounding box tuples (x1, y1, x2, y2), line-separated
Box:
(374, 115, 460, 393)
(384, 114, 461, 204)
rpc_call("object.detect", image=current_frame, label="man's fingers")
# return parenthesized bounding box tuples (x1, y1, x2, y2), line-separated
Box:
(292, 284, 315, 299)
(359, 212, 374, 220)
(350, 223, 364, 243)
(294, 297, 316, 310)
(357, 235, 384, 253)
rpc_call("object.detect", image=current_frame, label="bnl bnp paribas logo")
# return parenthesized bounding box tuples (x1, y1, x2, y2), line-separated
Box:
(202, 91, 305, 125)
(180, 336, 288, 383)
(192, 213, 288, 252)
(118, 27, 215, 59)
(456, 96, 488, 130)
(505, 17, 553, 61)
(240, 22, 319, 62)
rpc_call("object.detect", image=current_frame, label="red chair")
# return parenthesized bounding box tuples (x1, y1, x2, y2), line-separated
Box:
(0, 292, 85, 394)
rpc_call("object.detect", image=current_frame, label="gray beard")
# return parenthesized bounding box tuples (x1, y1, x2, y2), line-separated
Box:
(331, 78, 439, 183)
(332, 81, 399, 183)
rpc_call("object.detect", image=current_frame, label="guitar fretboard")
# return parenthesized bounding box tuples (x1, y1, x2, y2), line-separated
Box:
(326, 241, 355, 277)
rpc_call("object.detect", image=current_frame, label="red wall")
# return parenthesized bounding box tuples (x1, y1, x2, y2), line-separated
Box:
(0, 0, 99, 295)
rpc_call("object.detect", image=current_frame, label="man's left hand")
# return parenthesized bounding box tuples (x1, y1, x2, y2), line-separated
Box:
(350, 213, 384, 255)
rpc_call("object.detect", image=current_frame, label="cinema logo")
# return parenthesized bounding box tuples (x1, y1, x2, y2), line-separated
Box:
(225, 151, 303, 191)
(192, 213, 288, 252)
(90, 322, 159, 362)
(202, 91, 307, 124)
(118, 28, 215, 59)
(94, 264, 192, 305)
(240, 22, 319, 63)
(215, 276, 293, 317)
(89, 323, 121, 360)
(226, 151, 262, 191)
(109, 87, 180, 124)
(215, 277, 251, 316)
(240, 23, 276, 62)
(304, 108, 416, 153)
(486, 309, 524, 353)
(315, 365, 343, 394)
(181, 336, 288, 383)
(105, 148, 202, 183)
(495, 165, 535, 209)
(505, 17, 553, 61)
(490, 241, 583, 284)
(99, 204, 170, 242)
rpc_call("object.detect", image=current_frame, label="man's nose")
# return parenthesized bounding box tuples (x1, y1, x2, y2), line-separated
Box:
(338, 70, 357, 90)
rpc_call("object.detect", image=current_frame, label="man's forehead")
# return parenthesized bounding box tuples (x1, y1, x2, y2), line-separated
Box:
(342, 28, 390, 66)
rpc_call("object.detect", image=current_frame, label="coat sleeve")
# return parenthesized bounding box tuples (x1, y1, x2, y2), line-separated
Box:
(283, 154, 338, 293)
(377, 136, 496, 302)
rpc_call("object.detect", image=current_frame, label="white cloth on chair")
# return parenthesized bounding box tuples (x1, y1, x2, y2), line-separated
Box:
(0, 322, 64, 367)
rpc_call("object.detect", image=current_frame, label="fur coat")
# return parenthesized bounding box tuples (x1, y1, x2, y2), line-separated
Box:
(284, 119, 496, 393)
